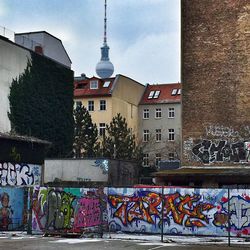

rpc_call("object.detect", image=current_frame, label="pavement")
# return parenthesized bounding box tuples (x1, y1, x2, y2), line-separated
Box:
(0, 231, 250, 249)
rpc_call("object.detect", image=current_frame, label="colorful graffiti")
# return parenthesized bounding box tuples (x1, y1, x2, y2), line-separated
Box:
(107, 188, 227, 235)
(0, 187, 26, 230)
(32, 187, 103, 234)
(0, 163, 41, 186)
(192, 140, 247, 163)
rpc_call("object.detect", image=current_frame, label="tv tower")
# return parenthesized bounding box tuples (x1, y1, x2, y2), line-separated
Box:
(96, 0, 114, 78)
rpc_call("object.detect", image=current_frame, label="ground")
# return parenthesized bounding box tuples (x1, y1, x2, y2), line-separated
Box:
(0, 233, 250, 250)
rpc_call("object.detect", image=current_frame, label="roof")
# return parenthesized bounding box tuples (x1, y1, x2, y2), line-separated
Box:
(0, 132, 51, 145)
(74, 76, 116, 98)
(15, 31, 72, 63)
(153, 166, 250, 177)
(140, 83, 181, 105)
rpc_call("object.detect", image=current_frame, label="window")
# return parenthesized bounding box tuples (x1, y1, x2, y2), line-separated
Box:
(155, 153, 161, 167)
(171, 89, 178, 96)
(143, 154, 149, 167)
(148, 90, 161, 99)
(88, 100, 94, 111)
(100, 100, 106, 110)
(169, 153, 175, 160)
(154, 90, 160, 99)
(99, 123, 106, 136)
(168, 107, 175, 118)
(103, 81, 110, 87)
(156, 129, 162, 142)
(177, 89, 181, 95)
(143, 109, 149, 119)
(148, 91, 155, 99)
(155, 108, 162, 119)
(168, 128, 175, 141)
(90, 80, 98, 89)
(143, 129, 149, 142)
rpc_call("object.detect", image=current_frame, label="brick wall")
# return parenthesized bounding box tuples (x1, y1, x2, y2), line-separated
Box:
(181, 0, 250, 166)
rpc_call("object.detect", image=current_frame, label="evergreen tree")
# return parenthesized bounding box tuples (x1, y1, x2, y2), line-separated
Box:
(8, 53, 74, 157)
(102, 113, 138, 159)
(73, 103, 99, 157)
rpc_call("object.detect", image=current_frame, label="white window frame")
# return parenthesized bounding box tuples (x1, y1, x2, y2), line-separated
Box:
(171, 89, 178, 95)
(168, 128, 175, 141)
(90, 80, 98, 89)
(143, 109, 149, 119)
(155, 108, 162, 119)
(143, 153, 149, 167)
(177, 89, 181, 95)
(153, 90, 160, 99)
(148, 91, 155, 99)
(155, 129, 162, 142)
(99, 123, 106, 136)
(143, 129, 149, 142)
(88, 100, 94, 111)
(100, 100, 106, 111)
(103, 81, 110, 88)
(168, 107, 175, 118)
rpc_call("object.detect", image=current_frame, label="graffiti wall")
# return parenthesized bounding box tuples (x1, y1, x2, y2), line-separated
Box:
(0, 163, 41, 186)
(32, 187, 106, 234)
(0, 187, 27, 230)
(107, 187, 246, 236)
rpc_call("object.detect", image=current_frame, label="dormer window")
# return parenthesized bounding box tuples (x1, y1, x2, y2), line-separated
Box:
(148, 91, 155, 99)
(90, 80, 98, 89)
(103, 81, 110, 88)
(154, 90, 160, 99)
(171, 89, 178, 96)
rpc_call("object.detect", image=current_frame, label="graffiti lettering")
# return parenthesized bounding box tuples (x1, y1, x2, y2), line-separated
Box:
(165, 193, 214, 227)
(206, 125, 240, 138)
(109, 191, 161, 226)
(192, 140, 246, 163)
(46, 190, 75, 230)
(74, 198, 101, 228)
(0, 163, 41, 186)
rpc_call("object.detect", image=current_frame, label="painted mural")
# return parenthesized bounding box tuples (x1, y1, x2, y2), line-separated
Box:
(107, 188, 230, 236)
(0, 163, 41, 186)
(0, 187, 26, 230)
(31, 187, 106, 234)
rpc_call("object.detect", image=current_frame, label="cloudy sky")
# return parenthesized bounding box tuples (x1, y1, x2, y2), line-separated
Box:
(0, 0, 180, 85)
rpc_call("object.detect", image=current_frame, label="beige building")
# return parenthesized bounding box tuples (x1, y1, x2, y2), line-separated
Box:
(74, 74, 145, 139)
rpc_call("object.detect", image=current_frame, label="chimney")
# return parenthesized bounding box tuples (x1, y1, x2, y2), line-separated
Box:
(35, 45, 43, 55)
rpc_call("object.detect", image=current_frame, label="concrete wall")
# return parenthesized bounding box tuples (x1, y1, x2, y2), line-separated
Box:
(0, 37, 31, 133)
(181, 0, 250, 166)
(44, 159, 109, 183)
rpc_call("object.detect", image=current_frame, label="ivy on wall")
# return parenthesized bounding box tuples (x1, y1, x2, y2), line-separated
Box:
(8, 52, 74, 158)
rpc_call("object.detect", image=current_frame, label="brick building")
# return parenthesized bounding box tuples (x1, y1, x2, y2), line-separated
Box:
(155, 0, 250, 187)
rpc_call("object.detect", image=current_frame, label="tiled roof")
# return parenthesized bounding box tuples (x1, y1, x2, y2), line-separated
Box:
(74, 76, 115, 98)
(140, 83, 181, 105)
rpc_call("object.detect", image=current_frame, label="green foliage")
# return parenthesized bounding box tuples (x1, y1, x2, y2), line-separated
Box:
(102, 113, 139, 160)
(8, 53, 74, 157)
(73, 103, 99, 157)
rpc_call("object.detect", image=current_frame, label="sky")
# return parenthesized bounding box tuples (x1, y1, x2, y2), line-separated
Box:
(0, 0, 180, 85)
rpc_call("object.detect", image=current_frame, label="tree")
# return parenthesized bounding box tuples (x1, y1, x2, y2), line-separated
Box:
(102, 113, 138, 160)
(73, 103, 99, 157)
(8, 53, 74, 157)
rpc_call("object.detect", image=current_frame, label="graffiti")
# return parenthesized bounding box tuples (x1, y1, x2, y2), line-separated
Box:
(74, 198, 101, 228)
(206, 125, 240, 138)
(46, 190, 75, 230)
(108, 191, 162, 226)
(165, 193, 214, 227)
(0, 163, 41, 186)
(0, 192, 13, 229)
(183, 138, 196, 161)
(93, 159, 109, 175)
(214, 196, 250, 231)
(108, 191, 214, 228)
(192, 140, 247, 163)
